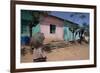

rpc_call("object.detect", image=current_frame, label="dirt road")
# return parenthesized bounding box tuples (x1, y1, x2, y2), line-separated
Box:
(21, 42, 89, 63)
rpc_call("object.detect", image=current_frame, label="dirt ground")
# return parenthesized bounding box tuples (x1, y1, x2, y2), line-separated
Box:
(21, 42, 89, 63)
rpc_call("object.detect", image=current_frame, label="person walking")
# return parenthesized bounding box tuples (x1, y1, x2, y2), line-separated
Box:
(30, 32, 47, 62)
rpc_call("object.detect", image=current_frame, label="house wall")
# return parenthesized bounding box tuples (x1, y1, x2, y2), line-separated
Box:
(40, 16, 64, 42)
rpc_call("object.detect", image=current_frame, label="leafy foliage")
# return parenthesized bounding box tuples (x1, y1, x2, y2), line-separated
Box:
(21, 10, 50, 37)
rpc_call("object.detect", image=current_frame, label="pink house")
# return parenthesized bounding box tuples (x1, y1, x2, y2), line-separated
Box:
(39, 15, 64, 42)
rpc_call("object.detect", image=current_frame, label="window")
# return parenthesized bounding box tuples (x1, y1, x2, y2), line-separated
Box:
(50, 24, 56, 33)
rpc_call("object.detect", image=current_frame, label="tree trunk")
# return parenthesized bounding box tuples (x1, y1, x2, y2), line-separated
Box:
(29, 22, 33, 38)
(72, 29, 75, 41)
(73, 32, 74, 41)
(29, 27, 32, 37)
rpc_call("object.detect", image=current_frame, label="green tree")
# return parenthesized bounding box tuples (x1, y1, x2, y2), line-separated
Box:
(21, 10, 50, 37)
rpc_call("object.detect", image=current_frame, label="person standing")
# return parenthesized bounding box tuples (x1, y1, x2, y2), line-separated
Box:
(30, 32, 47, 62)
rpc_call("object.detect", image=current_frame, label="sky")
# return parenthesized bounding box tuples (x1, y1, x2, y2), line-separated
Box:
(49, 11, 90, 26)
